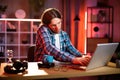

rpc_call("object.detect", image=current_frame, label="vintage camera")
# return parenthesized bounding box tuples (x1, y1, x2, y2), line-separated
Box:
(4, 60, 28, 74)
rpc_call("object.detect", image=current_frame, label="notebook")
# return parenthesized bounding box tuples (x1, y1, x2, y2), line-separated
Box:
(80, 43, 119, 70)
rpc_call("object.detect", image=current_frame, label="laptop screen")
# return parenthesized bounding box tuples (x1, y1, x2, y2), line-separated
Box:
(86, 43, 119, 70)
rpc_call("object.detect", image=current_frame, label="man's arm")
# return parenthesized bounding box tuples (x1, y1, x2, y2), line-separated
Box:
(63, 32, 82, 57)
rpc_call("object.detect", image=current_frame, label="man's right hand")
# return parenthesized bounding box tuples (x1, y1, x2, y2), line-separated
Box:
(72, 55, 91, 66)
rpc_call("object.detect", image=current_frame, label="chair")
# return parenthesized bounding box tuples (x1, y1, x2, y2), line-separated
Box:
(27, 46, 35, 62)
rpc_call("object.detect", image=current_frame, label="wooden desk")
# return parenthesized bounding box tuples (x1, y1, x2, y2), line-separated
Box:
(0, 62, 120, 80)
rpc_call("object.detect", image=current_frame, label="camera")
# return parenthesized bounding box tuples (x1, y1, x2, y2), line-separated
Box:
(4, 60, 28, 74)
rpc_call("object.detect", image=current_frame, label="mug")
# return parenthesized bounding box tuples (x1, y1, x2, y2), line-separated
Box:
(43, 55, 53, 64)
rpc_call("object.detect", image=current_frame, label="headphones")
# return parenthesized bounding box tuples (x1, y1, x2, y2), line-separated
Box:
(4, 60, 28, 74)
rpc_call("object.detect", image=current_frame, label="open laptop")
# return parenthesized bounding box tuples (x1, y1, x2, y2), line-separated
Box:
(80, 43, 119, 70)
(53, 43, 119, 70)
(67, 43, 119, 70)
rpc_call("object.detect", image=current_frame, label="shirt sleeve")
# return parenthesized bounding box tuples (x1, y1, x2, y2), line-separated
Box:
(35, 26, 75, 62)
(63, 32, 82, 57)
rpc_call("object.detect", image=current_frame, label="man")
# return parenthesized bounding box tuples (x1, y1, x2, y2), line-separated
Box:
(34, 8, 91, 66)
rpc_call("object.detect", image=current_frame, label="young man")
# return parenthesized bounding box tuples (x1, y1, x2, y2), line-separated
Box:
(34, 8, 91, 66)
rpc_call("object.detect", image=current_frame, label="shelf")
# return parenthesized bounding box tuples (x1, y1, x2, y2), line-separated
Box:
(0, 18, 41, 22)
(5, 44, 18, 46)
(0, 18, 41, 62)
(0, 32, 5, 33)
(88, 21, 113, 23)
(87, 6, 113, 39)
(87, 6, 113, 53)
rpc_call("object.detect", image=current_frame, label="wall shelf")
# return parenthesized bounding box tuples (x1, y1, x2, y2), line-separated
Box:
(0, 18, 41, 62)
(87, 6, 113, 53)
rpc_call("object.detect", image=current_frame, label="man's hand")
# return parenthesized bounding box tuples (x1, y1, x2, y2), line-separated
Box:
(72, 55, 91, 66)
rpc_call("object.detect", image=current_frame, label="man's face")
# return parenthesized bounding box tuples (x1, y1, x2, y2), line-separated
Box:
(49, 18, 62, 33)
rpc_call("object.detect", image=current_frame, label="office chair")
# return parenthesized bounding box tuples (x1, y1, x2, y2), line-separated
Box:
(27, 46, 35, 62)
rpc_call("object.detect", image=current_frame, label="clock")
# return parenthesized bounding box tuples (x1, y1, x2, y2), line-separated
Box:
(15, 9, 26, 19)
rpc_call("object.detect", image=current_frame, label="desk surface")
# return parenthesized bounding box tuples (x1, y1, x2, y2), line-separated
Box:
(0, 62, 120, 80)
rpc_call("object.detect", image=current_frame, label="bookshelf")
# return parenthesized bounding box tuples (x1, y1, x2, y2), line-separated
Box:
(0, 18, 41, 62)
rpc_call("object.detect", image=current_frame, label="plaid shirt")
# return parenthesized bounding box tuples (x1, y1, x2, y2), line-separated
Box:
(34, 25, 82, 62)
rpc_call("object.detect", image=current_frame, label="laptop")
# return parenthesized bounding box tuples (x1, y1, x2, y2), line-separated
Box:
(53, 43, 119, 70)
(69, 43, 119, 70)
(83, 43, 119, 70)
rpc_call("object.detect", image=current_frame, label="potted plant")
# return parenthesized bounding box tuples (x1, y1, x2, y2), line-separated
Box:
(116, 53, 120, 68)
(29, 0, 45, 12)
(115, 44, 120, 68)
(0, 5, 7, 18)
